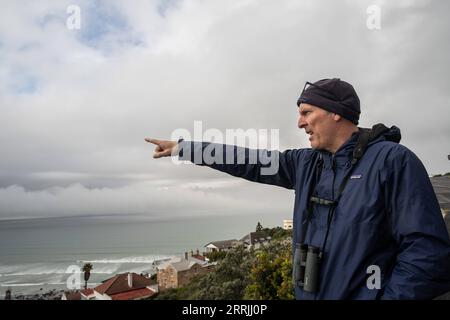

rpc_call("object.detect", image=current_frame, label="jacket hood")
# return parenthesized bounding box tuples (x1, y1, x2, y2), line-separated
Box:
(361, 123, 401, 144)
(380, 125, 401, 143)
(352, 123, 401, 163)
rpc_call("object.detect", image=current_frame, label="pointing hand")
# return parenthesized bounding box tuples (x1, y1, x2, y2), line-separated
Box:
(145, 138, 178, 159)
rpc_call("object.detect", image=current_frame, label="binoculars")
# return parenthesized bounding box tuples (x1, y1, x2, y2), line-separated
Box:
(293, 243, 322, 293)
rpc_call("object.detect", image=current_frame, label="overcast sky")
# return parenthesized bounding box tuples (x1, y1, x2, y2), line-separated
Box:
(0, 0, 449, 220)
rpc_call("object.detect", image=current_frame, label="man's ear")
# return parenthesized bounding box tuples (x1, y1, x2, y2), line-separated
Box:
(332, 113, 342, 122)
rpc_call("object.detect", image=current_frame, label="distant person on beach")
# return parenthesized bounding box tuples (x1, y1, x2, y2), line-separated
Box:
(146, 78, 450, 299)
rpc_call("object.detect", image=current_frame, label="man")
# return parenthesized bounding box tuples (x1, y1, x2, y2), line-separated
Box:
(146, 78, 450, 299)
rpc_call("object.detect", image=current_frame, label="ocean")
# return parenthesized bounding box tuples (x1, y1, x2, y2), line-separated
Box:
(0, 212, 285, 297)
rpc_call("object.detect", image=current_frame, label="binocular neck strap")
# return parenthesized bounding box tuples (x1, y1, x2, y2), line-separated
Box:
(299, 154, 324, 245)
(320, 158, 361, 255)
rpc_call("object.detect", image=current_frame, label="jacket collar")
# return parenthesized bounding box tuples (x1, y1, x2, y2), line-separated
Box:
(320, 131, 360, 169)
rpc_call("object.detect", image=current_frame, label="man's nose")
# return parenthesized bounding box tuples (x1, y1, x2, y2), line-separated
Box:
(298, 116, 306, 129)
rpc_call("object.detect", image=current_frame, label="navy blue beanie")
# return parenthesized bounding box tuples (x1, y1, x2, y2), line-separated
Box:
(297, 78, 361, 125)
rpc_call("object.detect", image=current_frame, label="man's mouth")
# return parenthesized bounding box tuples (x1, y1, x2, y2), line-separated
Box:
(306, 130, 314, 140)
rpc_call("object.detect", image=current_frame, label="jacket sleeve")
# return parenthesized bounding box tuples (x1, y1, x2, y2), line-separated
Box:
(177, 140, 305, 190)
(381, 146, 450, 299)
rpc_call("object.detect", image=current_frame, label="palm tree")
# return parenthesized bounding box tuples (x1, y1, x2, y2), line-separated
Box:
(82, 263, 93, 290)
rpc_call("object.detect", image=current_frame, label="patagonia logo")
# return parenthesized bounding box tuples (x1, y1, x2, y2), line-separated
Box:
(350, 174, 362, 179)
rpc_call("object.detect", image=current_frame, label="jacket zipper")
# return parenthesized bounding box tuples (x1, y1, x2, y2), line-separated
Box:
(331, 156, 336, 199)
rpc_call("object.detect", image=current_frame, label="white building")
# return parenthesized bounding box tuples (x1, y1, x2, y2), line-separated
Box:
(283, 219, 293, 230)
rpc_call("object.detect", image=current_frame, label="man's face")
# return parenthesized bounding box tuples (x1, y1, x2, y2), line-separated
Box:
(298, 103, 336, 151)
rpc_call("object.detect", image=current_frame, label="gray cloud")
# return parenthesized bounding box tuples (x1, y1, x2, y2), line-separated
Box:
(0, 0, 448, 219)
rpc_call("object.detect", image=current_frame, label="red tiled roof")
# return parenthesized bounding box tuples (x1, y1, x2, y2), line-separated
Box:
(80, 288, 94, 296)
(110, 288, 156, 300)
(94, 276, 117, 294)
(94, 273, 154, 295)
(63, 291, 81, 300)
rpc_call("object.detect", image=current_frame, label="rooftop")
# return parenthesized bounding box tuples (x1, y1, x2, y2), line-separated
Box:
(205, 239, 238, 249)
(94, 273, 154, 296)
(240, 231, 271, 246)
(63, 291, 81, 300)
(80, 288, 94, 296)
(171, 260, 200, 272)
(110, 288, 155, 300)
(156, 255, 207, 270)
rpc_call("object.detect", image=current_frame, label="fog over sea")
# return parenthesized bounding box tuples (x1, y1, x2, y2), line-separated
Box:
(0, 212, 285, 297)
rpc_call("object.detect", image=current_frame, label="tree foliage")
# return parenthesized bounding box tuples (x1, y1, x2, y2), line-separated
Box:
(263, 226, 292, 240)
(205, 250, 227, 262)
(82, 263, 93, 290)
(244, 240, 293, 300)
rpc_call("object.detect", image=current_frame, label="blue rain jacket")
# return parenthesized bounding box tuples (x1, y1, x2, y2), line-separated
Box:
(178, 125, 450, 299)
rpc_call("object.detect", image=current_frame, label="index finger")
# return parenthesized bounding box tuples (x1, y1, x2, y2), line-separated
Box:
(145, 138, 160, 145)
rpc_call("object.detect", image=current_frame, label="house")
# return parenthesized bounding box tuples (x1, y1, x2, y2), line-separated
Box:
(204, 239, 238, 253)
(240, 231, 271, 250)
(283, 219, 293, 230)
(156, 252, 214, 291)
(62, 273, 157, 300)
(93, 272, 157, 300)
